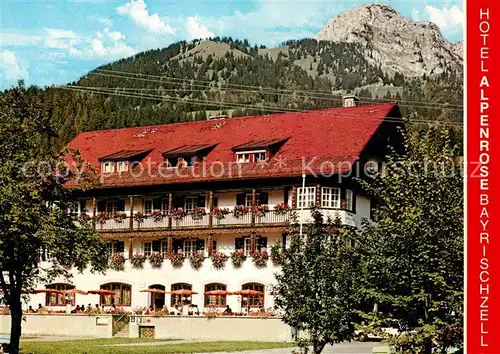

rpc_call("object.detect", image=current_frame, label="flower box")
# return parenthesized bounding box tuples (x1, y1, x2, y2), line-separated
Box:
(150, 210, 164, 223)
(134, 211, 147, 224)
(252, 205, 269, 218)
(233, 205, 250, 219)
(274, 203, 291, 215)
(231, 249, 247, 268)
(172, 208, 187, 221)
(211, 251, 229, 270)
(131, 254, 147, 269)
(212, 207, 230, 220)
(190, 207, 207, 221)
(109, 253, 125, 271)
(169, 253, 185, 268)
(189, 252, 205, 269)
(149, 253, 164, 268)
(112, 211, 128, 223)
(251, 250, 269, 268)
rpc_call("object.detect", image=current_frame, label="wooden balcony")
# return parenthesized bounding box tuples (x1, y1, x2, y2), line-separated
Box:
(93, 210, 293, 232)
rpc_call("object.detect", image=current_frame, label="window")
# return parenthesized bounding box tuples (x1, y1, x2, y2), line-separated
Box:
(45, 283, 75, 306)
(100, 283, 131, 306)
(254, 152, 266, 162)
(297, 187, 316, 208)
(143, 240, 168, 258)
(144, 199, 153, 214)
(204, 283, 227, 307)
(346, 189, 354, 211)
(117, 161, 128, 172)
(242, 283, 265, 307)
(102, 162, 115, 173)
(184, 196, 199, 212)
(108, 240, 125, 257)
(244, 193, 260, 207)
(68, 201, 79, 217)
(244, 238, 252, 256)
(171, 283, 192, 306)
(183, 239, 197, 256)
(237, 153, 250, 163)
(167, 157, 179, 168)
(182, 156, 195, 167)
(104, 200, 125, 213)
(321, 187, 340, 208)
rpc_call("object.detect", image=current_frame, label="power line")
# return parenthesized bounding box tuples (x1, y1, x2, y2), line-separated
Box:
(86, 71, 463, 112)
(63, 85, 463, 127)
(92, 69, 464, 110)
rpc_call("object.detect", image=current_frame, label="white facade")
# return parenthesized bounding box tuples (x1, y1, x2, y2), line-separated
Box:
(27, 187, 371, 314)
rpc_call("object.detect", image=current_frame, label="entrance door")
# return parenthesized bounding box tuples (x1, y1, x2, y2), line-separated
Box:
(149, 284, 166, 310)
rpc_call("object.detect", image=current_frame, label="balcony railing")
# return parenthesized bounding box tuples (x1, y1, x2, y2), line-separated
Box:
(87, 208, 355, 232)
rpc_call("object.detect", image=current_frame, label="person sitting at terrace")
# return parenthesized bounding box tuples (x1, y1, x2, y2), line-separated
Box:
(223, 305, 232, 315)
(27, 305, 35, 313)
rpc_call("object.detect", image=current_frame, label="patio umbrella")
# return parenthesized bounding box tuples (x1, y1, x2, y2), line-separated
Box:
(87, 289, 116, 296)
(33, 289, 63, 295)
(140, 289, 169, 294)
(204, 290, 233, 296)
(169, 289, 198, 295)
(61, 289, 87, 295)
(231, 289, 263, 296)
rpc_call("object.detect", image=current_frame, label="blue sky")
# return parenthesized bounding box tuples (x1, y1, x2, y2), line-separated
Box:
(0, 0, 464, 91)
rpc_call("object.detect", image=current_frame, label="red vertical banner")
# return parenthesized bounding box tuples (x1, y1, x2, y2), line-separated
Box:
(467, 0, 499, 352)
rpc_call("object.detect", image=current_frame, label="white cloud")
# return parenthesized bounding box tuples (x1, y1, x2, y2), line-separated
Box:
(0, 50, 29, 82)
(411, 8, 420, 21)
(0, 33, 43, 46)
(69, 28, 135, 60)
(186, 17, 214, 40)
(424, 5, 464, 29)
(116, 0, 175, 34)
(44, 28, 80, 49)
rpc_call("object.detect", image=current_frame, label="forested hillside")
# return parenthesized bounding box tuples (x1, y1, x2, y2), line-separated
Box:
(3, 37, 463, 151)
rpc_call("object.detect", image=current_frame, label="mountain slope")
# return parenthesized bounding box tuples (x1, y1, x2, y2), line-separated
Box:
(314, 4, 462, 77)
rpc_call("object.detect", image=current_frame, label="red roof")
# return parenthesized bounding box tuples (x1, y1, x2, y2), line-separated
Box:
(66, 103, 399, 189)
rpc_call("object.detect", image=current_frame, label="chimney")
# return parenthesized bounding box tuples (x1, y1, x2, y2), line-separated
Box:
(342, 95, 360, 107)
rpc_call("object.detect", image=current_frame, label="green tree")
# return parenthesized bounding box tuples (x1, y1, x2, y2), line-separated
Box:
(0, 84, 109, 354)
(355, 129, 463, 353)
(273, 209, 360, 354)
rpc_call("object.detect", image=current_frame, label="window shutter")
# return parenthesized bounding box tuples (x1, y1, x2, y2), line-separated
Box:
(257, 237, 268, 250)
(173, 239, 182, 253)
(284, 188, 289, 204)
(79, 200, 87, 213)
(153, 198, 162, 210)
(116, 199, 125, 212)
(116, 241, 125, 253)
(152, 240, 161, 252)
(198, 195, 206, 208)
(212, 197, 219, 207)
(352, 191, 357, 213)
(212, 240, 217, 251)
(259, 192, 269, 205)
(97, 200, 106, 212)
(235, 237, 244, 250)
(236, 194, 245, 206)
(196, 239, 205, 251)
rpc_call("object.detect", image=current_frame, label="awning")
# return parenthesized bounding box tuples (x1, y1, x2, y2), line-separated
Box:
(231, 138, 288, 152)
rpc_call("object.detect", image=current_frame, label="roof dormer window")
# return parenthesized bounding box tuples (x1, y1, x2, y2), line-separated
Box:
(163, 144, 217, 168)
(237, 153, 251, 163)
(102, 162, 115, 173)
(236, 151, 266, 163)
(117, 161, 129, 172)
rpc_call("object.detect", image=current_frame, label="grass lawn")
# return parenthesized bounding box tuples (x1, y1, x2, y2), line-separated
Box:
(20, 338, 295, 354)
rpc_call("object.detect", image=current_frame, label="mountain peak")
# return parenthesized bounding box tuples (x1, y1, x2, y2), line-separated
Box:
(314, 4, 462, 77)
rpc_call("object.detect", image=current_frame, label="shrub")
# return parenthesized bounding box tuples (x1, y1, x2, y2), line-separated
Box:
(270, 242, 284, 266)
